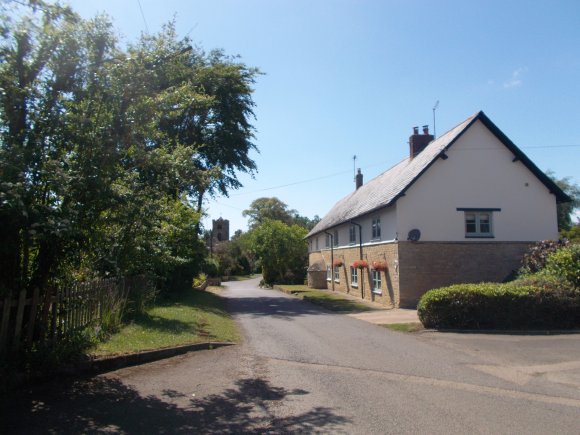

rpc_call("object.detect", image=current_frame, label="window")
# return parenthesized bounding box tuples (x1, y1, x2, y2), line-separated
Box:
(334, 267, 340, 282)
(457, 208, 499, 238)
(371, 270, 382, 294)
(349, 225, 356, 244)
(333, 230, 339, 247)
(372, 217, 381, 240)
(315, 237, 319, 250)
(326, 266, 331, 281)
(325, 234, 331, 248)
(350, 266, 358, 287)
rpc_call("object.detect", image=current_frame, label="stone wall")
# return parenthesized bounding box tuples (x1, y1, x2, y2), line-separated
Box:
(309, 242, 400, 307)
(397, 241, 531, 308)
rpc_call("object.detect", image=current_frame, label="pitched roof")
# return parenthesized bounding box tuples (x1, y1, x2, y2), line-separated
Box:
(307, 111, 571, 238)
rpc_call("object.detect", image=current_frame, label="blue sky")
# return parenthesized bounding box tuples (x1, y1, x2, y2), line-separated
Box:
(66, 0, 580, 232)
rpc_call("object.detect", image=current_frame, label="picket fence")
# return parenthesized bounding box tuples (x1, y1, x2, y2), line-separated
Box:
(0, 276, 146, 354)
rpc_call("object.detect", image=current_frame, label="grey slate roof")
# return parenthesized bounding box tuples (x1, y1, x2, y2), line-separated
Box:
(307, 111, 571, 238)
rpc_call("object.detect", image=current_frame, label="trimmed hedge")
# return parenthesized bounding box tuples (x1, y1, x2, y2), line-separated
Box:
(417, 282, 580, 330)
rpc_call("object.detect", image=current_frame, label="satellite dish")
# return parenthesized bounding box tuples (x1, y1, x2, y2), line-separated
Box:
(407, 229, 421, 242)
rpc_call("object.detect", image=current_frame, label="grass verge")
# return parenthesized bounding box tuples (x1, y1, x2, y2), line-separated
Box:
(276, 285, 375, 313)
(382, 323, 424, 333)
(93, 289, 239, 356)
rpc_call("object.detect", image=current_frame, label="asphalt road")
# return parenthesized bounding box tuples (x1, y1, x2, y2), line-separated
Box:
(3, 277, 580, 434)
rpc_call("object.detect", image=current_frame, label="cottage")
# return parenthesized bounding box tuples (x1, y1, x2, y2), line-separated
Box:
(306, 111, 570, 308)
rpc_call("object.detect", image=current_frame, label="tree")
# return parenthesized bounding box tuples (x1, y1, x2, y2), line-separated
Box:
(0, 1, 260, 296)
(243, 197, 295, 228)
(248, 219, 308, 285)
(547, 172, 580, 231)
(242, 197, 320, 230)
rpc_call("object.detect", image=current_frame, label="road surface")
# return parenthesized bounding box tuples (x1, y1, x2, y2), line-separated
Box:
(3, 277, 580, 434)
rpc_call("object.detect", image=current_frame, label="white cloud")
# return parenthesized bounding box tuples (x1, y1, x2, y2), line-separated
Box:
(503, 67, 528, 89)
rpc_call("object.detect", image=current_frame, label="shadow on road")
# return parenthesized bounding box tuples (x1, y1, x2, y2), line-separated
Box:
(2, 375, 351, 434)
(226, 296, 336, 320)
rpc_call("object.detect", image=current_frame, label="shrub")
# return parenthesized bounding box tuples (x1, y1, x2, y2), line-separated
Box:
(544, 244, 580, 288)
(520, 240, 568, 275)
(418, 282, 580, 330)
(192, 273, 207, 289)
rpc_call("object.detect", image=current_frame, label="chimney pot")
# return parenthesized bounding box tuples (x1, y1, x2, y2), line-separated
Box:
(422, 125, 429, 135)
(409, 124, 434, 159)
(413, 126, 419, 135)
(355, 168, 363, 190)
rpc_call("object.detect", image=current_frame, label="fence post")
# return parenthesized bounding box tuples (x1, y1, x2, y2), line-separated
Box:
(12, 289, 27, 351)
(0, 295, 12, 353)
(26, 287, 40, 345)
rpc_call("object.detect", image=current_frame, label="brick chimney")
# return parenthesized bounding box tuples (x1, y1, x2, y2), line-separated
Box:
(355, 168, 363, 189)
(409, 124, 434, 158)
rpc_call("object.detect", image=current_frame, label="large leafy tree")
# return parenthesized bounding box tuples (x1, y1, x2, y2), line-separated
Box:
(0, 1, 260, 296)
(248, 219, 308, 285)
(242, 196, 320, 230)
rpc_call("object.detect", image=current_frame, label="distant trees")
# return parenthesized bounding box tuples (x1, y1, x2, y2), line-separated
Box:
(0, 0, 260, 296)
(547, 172, 580, 232)
(243, 197, 320, 230)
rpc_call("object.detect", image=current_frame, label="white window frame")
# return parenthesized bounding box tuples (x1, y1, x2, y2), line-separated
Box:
(371, 270, 382, 294)
(333, 230, 339, 247)
(372, 217, 381, 240)
(325, 234, 331, 248)
(350, 266, 358, 287)
(326, 266, 331, 281)
(457, 208, 499, 238)
(349, 225, 356, 245)
(315, 237, 319, 250)
(333, 267, 340, 282)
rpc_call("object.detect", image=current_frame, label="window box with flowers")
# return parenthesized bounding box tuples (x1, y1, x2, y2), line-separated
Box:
(332, 259, 344, 268)
(353, 260, 368, 270)
(371, 261, 388, 272)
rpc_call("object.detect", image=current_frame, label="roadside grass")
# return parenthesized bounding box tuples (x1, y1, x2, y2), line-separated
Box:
(382, 323, 424, 333)
(93, 289, 239, 356)
(276, 285, 376, 313)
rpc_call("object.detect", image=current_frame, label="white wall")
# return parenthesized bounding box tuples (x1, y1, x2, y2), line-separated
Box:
(396, 120, 559, 242)
(309, 206, 397, 251)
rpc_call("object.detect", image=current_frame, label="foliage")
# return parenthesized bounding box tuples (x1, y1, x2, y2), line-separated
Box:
(519, 240, 568, 275)
(0, 1, 260, 299)
(547, 171, 580, 231)
(418, 282, 580, 330)
(371, 261, 388, 271)
(247, 219, 308, 285)
(192, 273, 208, 289)
(544, 244, 580, 288)
(353, 260, 368, 270)
(332, 259, 344, 267)
(561, 223, 580, 242)
(242, 197, 320, 230)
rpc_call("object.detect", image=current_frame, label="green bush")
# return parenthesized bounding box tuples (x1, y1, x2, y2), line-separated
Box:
(418, 282, 580, 330)
(519, 240, 568, 275)
(544, 244, 580, 288)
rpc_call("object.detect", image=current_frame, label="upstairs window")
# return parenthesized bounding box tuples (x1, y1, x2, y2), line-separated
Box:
(372, 217, 381, 240)
(315, 237, 319, 250)
(458, 208, 499, 238)
(333, 230, 339, 247)
(349, 225, 356, 244)
(325, 234, 331, 248)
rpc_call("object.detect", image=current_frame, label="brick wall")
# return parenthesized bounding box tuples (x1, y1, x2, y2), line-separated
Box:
(397, 241, 531, 308)
(309, 243, 400, 307)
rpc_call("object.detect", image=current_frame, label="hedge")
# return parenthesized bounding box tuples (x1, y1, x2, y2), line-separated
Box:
(417, 282, 580, 330)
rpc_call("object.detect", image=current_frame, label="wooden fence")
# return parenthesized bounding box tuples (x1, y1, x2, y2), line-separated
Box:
(0, 276, 147, 355)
